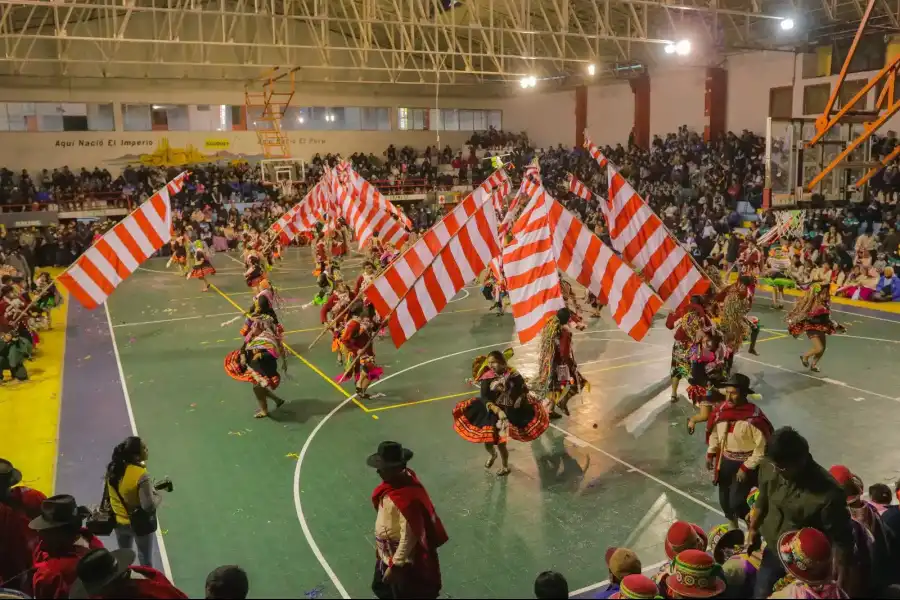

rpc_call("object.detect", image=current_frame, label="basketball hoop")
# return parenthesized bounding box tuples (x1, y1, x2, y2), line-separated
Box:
(278, 178, 294, 199)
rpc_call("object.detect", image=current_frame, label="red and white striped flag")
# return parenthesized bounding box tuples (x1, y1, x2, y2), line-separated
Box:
(584, 134, 609, 169)
(597, 155, 710, 308)
(479, 169, 510, 214)
(365, 185, 501, 347)
(334, 174, 409, 250)
(568, 174, 592, 202)
(504, 182, 662, 342)
(58, 172, 189, 309)
(348, 168, 412, 229)
(270, 181, 326, 243)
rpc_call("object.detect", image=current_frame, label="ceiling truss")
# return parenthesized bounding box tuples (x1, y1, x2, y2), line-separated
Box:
(0, 0, 895, 87)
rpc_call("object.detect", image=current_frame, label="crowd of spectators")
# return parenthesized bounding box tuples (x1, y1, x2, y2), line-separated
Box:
(2, 126, 900, 598)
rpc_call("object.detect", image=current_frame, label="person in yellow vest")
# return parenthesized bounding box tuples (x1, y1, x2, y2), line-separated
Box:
(106, 437, 168, 568)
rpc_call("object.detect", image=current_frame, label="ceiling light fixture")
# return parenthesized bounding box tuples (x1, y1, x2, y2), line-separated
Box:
(780, 18, 795, 30)
(587, 63, 596, 76)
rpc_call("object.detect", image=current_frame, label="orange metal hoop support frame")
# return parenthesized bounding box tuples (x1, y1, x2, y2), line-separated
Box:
(804, 0, 900, 192)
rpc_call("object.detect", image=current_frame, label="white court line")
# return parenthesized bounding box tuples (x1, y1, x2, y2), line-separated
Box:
(736, 354, 900, 403)
(292, 328, 706, 599)
(569, 560, 669, 597)
(549, 422, 725, 517)
(111, 309, 241, 328)
(104, 303, 174, 582)
(448, 287, 471, 303)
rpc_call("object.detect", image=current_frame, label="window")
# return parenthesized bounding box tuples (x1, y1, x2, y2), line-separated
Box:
(0, 102, 114, 132)
(360, 107, 390, 130)
(769, 86, 793, 119)
(151, 105, 189, 131)
(397, 108, 428, 130)
(124, 104, 152, 131)
(837, 79, 867, 110)
(802, 83, 831, 115)
(831, 35, 886, 75)
(187, 105, 233, 131)
(416, 108, 500, 131)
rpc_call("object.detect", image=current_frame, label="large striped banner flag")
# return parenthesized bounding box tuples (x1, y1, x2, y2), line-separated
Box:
(504, 180, 662, 343)
(584, 131, 710, 307)
(333, 171, 409, 250)
(58, 172, 189, 309)
(365, 183, 502, 348)
(269, 181, 326, 243)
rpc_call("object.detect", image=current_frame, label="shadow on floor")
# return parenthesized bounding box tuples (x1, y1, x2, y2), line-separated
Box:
(269, 398, 337, 423)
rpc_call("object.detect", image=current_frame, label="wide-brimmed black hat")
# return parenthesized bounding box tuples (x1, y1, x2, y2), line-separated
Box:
(366, 441, 413, 469)
(69, 548, 135, 598)
(29, 494, 90, 531)
(722, 373, 754, 395)
(0, 459, 22, 489)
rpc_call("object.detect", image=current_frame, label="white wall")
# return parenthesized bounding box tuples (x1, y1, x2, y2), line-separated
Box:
(726, 51, 795, 134)
(586, 82, 633, 146)
(502, 88, 577, 149)
(649, 67, 707, 137)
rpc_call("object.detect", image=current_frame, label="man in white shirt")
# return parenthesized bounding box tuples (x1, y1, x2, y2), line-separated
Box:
(706, 373, 774, 530)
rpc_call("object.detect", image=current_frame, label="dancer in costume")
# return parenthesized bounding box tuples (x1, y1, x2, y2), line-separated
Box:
(240, 285, 283, 339)
(452, 350, 549, 476)
(354, 261, 378, 298)
(738, 238, 762, 304)
(320, 280, 353, 365)
(686, 331, 730, 435)
(533, 307, 586, 419)
(559, 279, 587, 330)
(340, 302, 383, 399)
(243, 253, 267, 293)
(167, 234, 188, 274)
(367, 230, 385, 265)
(224, 316, 287, 418)
(313, 231, 329, 276)
(480, 268, 508, 316)
(31, 272, 63, 330)
(330, 219, 349, 265)
(584, 290, 604, 318)
(665, 295, 713, 403)
(762, 242, 793, 309)
(786, 284, 844, 372)
(186, 241, 216, 292)
(715, 275, 761, 362)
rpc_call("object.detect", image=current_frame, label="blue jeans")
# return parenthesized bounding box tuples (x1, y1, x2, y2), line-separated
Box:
(753, 546, 786, 599)
(114, 525, 155, 567)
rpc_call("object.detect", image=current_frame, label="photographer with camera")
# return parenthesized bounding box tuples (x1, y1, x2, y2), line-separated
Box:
(105, 437, 172, 569)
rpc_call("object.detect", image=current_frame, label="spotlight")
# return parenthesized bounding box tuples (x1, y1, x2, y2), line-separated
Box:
(587, 63, 596, 76)
(674, 39, 691, 56)
(780, 18, 795, 30)
(519, 76, 536, 88)
(298, 117, 305, 124)
(664, 44, 676, 54)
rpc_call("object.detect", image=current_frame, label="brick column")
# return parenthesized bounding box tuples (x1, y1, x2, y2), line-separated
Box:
(704, 67, 727, 141)
(629, 75, 650, 149)
(575, 85, 587, 148)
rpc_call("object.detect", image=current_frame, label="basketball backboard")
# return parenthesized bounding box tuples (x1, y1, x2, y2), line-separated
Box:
(764, 116, 876, 209)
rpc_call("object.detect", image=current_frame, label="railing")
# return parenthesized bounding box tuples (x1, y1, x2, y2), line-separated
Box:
(0, 192, 134, 214)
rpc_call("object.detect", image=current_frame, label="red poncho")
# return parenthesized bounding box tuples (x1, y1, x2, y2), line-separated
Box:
(31, 531, 105, 599)
(371, 469, 449, 599)
(705, 401, 774, 444)
(88, 566, 188, 599)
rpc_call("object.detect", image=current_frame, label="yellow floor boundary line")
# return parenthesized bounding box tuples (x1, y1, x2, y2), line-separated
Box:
(208, 284, 372, 415)
(368, 391, 473, 413)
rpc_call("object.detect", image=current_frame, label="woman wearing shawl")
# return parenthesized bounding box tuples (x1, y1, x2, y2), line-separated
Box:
(319, 280, 353, 365)
(224, 317, 287, 418)
(786, 284, 844, 373)
(715, 276, 761, 362)
(368, 441, 448, 599)
(533, 307, 586, 418)
(452, 350, 549, 476)
(705, 373, 773, 530)
(340, 302, 384, 399)
(240, 286, 283, 340)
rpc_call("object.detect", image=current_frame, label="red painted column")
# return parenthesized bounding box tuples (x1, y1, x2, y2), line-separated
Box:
(629, 75, 650, 149)
(704, 67, 727, 141)
(575, 85, 587, 148)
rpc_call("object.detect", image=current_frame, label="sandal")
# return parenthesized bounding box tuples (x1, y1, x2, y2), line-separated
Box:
(810, 365, 820, 373)
(254, 411, 268, 419)
(800, 355, 809, 368)
(670, 394, 679, 404)
(485, 455, 497, 469)
(686, 419, 695, 435)
(496, 467, 511, 477)
(273, 398, 285, 409)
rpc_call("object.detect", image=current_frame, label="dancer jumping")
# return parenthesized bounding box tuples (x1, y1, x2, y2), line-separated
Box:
(224, 317, 287, 418)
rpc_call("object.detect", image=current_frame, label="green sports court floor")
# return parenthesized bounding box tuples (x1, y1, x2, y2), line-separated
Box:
(101, 250, 900, 599)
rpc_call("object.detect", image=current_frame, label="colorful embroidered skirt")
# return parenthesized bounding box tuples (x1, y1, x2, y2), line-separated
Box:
(188, 262, 216, 279)
(788, 320, 839, 338)
(671, 341, 691, 379)
(224, 350, 281, 389)
(452, 397, 549, 444)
